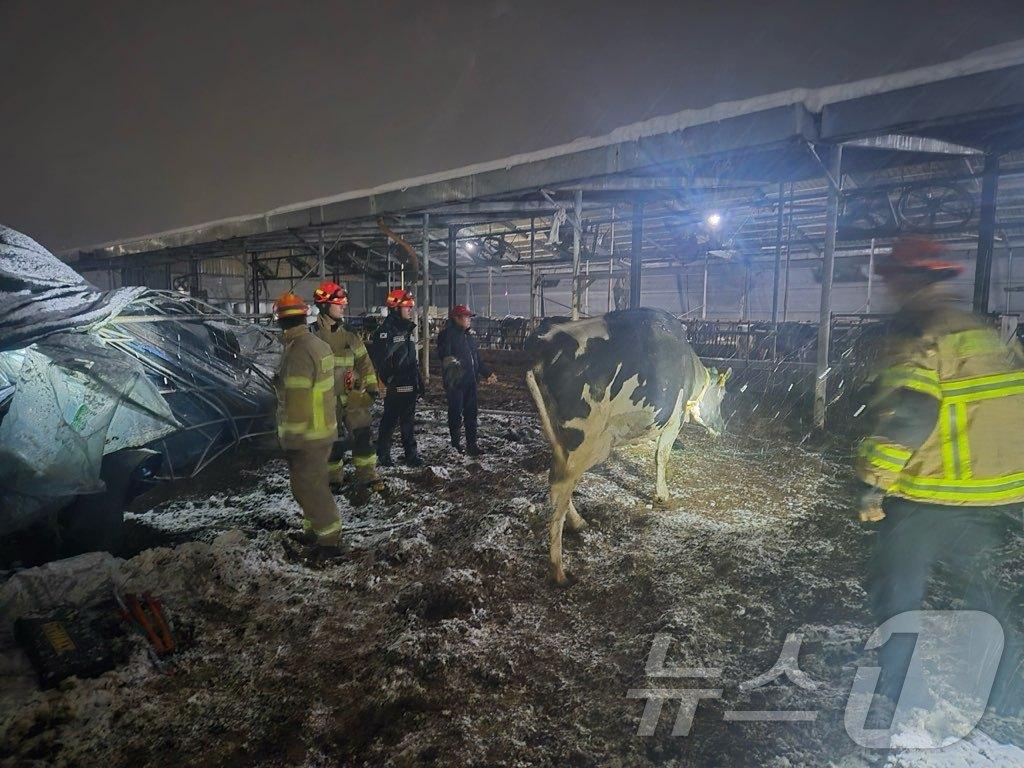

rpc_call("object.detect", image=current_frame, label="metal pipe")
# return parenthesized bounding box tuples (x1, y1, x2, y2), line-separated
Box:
(741, 260, 750, 321)
(571, 188, 583, 320)
(782, 181, 795, 322)
(630, 202, 644, 308)
(701, 251, 709, 320)
(529, 217, 536, 320)
(814, 144, 843, 429)
(249, 252, 260, 314)
(447, 225, 458, 308)
(318, 227, 326, 281)
(607, 211, 615, 313)
(1006, 245, 1014, 315)
(771, 181, 784, 323)
(584, 260, 590, 317)
(421, 213, 430, 383)
(973, 153, 1000, 314)
(866, 238, 876, 314)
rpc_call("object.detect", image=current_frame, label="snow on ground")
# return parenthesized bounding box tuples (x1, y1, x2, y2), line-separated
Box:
(1, 411, 1022, 767)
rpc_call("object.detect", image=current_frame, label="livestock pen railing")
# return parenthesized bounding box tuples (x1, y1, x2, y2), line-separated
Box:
(466, 315, 893, 430)
(467, 314, 893, 366)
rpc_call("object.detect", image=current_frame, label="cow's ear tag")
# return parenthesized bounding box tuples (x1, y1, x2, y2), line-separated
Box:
(723, 367, 733, 383)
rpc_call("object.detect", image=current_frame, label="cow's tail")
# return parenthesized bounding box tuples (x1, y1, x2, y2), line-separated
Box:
(526, 368, 567, 469)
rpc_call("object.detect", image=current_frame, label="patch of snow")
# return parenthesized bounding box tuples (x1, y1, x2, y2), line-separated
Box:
(888, 730, 1024, 767)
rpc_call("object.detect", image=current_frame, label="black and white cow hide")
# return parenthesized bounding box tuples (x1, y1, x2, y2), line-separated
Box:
(526, 308, 730, 585)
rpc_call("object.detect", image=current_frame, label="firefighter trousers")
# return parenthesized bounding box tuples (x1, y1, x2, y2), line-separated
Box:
(446, 379, 478, 447)
(866, 497, 1022, 712)
(327, 396, 378, 485)
(285, 444, 342, 544)
(378, 391, 417, 461)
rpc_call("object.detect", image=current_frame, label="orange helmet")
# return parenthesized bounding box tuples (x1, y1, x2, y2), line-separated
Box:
(385, 288, 416, 308)
(876, 237, 963, 282)
(274, 292, 309, 320)
(313, 281, 348, 306)
(449, 304, 475, 319)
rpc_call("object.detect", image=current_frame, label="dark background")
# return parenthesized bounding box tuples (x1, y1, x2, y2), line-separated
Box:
(3, 0, 1024, 251)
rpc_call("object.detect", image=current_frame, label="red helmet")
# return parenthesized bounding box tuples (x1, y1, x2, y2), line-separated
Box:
(876, 237, 963, 282)
(313, 281, 348, 306)
(449, 304, 475, 319)
(385, 288, 416, 309)
(274, 292, 309, 320)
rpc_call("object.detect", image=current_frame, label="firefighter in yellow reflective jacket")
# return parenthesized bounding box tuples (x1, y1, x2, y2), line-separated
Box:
(855, 237, 1023, 711)
(312, 281, 381, 505)
(273, 292, 343, 549)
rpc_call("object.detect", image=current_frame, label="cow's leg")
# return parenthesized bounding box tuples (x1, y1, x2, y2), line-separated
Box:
(548, 468, 577, 586)
(562, 428, 615, 537)
(566, 498, 587, 532)
(654, 415, 683, 504)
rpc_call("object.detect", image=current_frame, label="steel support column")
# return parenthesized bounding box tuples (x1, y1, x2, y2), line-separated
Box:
(866, 238, 876, 314)
(771, 181, 784, 323)
(242, 249, 252, 316)
(571, 188, 583, 320)
(529, 217, 537, 320)
(189, 251, 201, 297)
(973, 153, 1000, 314)
(782, 181, 795, 322)
(421, 213, 430, 383)
(607, 210, 615, 313)
(447, 226, 458, 308)
(487, 267, 493, 318)
(630, 202, 644, 308)
(318, 227, 326, 281)
(250, 253, 260, 315)
(701, 252, 709, 320)
(814, 144, 843, 430)
(363, 269, 369, 309)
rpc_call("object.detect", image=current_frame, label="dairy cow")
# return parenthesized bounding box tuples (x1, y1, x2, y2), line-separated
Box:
(525, 308, 730, 585)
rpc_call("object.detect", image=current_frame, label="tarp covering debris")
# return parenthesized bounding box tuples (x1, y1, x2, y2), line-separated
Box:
(0, 335, 177, 529)
(0, 227, 144, 353)
(0, 225, 277, 538)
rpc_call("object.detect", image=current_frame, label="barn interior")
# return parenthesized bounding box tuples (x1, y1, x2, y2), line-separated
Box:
(4, 10, 1024, 768)
(60, 66, 1024, 432)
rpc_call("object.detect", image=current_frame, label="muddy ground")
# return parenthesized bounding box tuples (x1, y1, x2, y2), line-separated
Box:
(2, 360, 1023, 767)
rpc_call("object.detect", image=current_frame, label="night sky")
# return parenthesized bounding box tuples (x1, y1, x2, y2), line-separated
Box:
(3, 0, 1024, 251)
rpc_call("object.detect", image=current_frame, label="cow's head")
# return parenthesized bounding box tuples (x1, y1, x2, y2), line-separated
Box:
(689, 366, 731, 437)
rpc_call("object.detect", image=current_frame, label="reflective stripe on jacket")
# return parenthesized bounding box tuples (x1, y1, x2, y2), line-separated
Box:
(313, 315, 378, 405)
(275, 325, 337, 449)
(857, 307, 1024, 506)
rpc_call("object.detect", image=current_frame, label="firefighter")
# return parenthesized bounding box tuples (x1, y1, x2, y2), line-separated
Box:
(273, 292, 343, 551)
(370, 288, 424, 467)
(855, 237, 1024, 712)
(436, 304, 498, 455)
(312, 281, 381, 505)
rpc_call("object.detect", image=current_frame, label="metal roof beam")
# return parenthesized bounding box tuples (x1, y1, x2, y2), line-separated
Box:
(842, 134, 983, 155)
